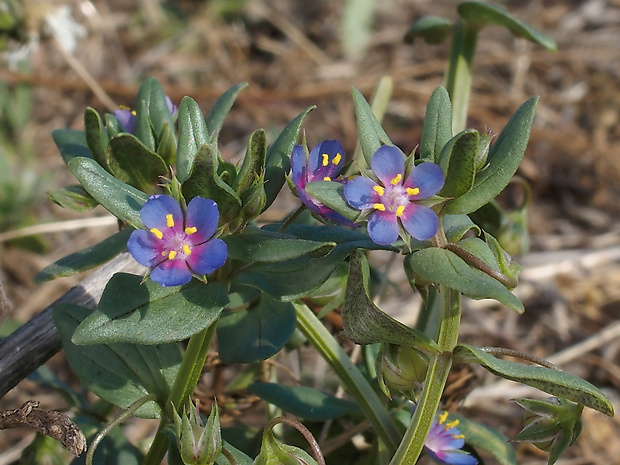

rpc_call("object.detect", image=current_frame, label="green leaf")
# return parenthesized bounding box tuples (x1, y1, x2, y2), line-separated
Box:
(34, 229, 131, 283)
(136, 77, 175, 139)
(248, 383, 361, 421)
(67, 157, 148, 229)
(448, 413, 518, 465)
(407, 247, 523, 312)
(454, 344, 614, 416)
(107, 134, 169, 193)
(438, 129, 479, 198)
(352, 87, 393, 166)
(342, 250, 440, 353)
(404, 15, 453, 44)
(176, 96, 209, 183)
(72, 273, 229, 345)
(443, 214, 480, 243)
(217, 295, 296, 364)
(233, 129, 267, 194)
(133, 99, 156, 152)
(340, 0, 374, 60)
(48, 184, 98, 212)
(443, 96, 538, 215)
(84, 107, 108, 168)
(420, 86, 453, 162)
(105, 113, 121, 139)
(458, 2, 557, 51)
(181, 144, 242, 224)
(224, 227, 336, 263)
(53, 303, 182, 418)
(205, 82, 248, 144)
(263, 106, 315, 211)
(304, 181, 362, 222)
(52, 129, 92, 164)
(157, 122, 177, 167)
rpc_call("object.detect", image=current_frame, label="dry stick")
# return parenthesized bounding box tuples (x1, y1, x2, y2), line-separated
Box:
(0, 253, 144, 399)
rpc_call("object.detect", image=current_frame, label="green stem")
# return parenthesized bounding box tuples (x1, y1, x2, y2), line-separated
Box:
(142, 322, 218, 465)
(294, 302, 401, 453)
(389, 287, 461, 465)
(445, 19, 479, 134)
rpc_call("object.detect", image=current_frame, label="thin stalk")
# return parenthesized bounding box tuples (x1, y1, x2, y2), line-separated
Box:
(294, 302, 401, 453)
(445, 19, 479, 134)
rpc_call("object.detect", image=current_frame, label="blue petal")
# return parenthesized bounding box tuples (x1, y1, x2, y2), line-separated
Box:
(185, 197, 219, 243)
(368, 211, 399, 245)
(140, 195, 183, 231)
(165, 95, 178, 116)
(400, 204, 439, 241)
(114, 108, 136, 134)
(308, 140, 345, 181)
(344, 176, 381, 210)
(291, 145, 307, 190)
(404, 162, 445, 199)
(427, 450, 478, 465)
(187, 238, 227, 275)
(370, 145, 405, 186)
(150, 260, 192, 287)
(127, 229, 162, 268)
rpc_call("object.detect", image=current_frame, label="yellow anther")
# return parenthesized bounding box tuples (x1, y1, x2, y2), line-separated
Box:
(406, 187, 420, 196)
(396, 205, 405, 217)
(454, 434, 465, 439)
(166, 214, 175, 228)
(168, 250, 177, 260)
(390, 174, 402, 185)
(322, 153, 329, 166)
(323, 176, 331, 181)
(438, 411, 449, 425)
(446, 420, 460, 429)
(185, 227, 197, 235)
(118, 105, 131, 110)
(161, 251, 168, 256)
(182, 244, 192, 255)
(332, 153, 342, 165)
(150, 228, 163, 240)
(373, 203, 386, 211)
(373, 185, 385, 196)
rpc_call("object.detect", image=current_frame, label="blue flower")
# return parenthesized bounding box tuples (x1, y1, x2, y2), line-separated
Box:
(425, 411, 478, 465)
(344, 145, 444, 245)
(114, 95, 178, 135)
(127, 195, 227, 287)
(291, 140, 355, 226)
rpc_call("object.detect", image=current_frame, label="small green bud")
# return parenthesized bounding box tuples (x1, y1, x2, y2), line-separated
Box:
(485, 234, 521, 289)
(173, 400, 222, 465)
(253, 422, 317, 465)
(239, 179, 267, 222)
(377, 343, 428, 399)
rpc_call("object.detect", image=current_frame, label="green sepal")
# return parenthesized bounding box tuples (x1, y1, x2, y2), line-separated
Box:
(485, 233, 521, 288)
(48, 184, 98, 212)
(133, 99, 156, 152)
(404, 15, 453, 44)
(217, 295, 296, 364)
(262, 105, 316, 211)
(458, 2, 557, 51)
(254, 424, 318, 465)
(454, 344, 614, 417)
(304, 181, 363, 222)
(420, 86, 453, 162)
(205, 82, 248, 145)
(342, 250, 440, 354)
(248, 382, 361, 421)
(53, 303, 182, 418)
(67, 157, 148, 229)
(407, 247, 524, 312)
(352, 87, 393, 166)
(52, 129, 92, 165)
(233, 128, 266, 194)
(176, 96, 210, 183)
(106, 134, 169, 193)
(438, 129, 479, 198)
(84, 107, 109, 169)
(443, 96, 538, 215)
(72, 273, 229, 345)
(105, 113, 121, 139)
(181, 144, 242, 224)
(135, 77, 175, 140)
(157, 121, 177, 167)
(34, 228, 131, 283)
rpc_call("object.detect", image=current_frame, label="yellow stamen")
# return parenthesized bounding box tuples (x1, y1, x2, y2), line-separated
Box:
(185, 227, 197, 235)
(166, 214, 175, 228)
(396, 205, 405, 217)
(438, 411, 449, 425)
(332, 153, 342, 165)
(373, 185, 385, 196)
(406, 187, 420, 196)
(454, 434, 465, 439)
(322, 153, 329, 166)
(150, 228, 163, 240)
(373, 203, 386, 211)
(182, 244, 192, 255)
(446, 420, 460, 429)
(168, 250, 177, 260)
(390, 174, 402, 185)
(161, 251, 168, 256)
(323, 176, 331, 181)
(118, 105, 131, 110)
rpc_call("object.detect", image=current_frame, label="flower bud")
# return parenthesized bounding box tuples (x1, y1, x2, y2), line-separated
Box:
(239, 180, 267, 222)
(173, 400, 222, 465)
(377, 343, 428, 399)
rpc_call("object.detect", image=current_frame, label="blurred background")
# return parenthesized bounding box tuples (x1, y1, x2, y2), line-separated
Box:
(0, 0, 619, 463)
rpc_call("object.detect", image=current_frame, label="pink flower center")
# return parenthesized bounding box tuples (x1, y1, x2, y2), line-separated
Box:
(372, 176, 420, 217)
(149, 214, 198, 261)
